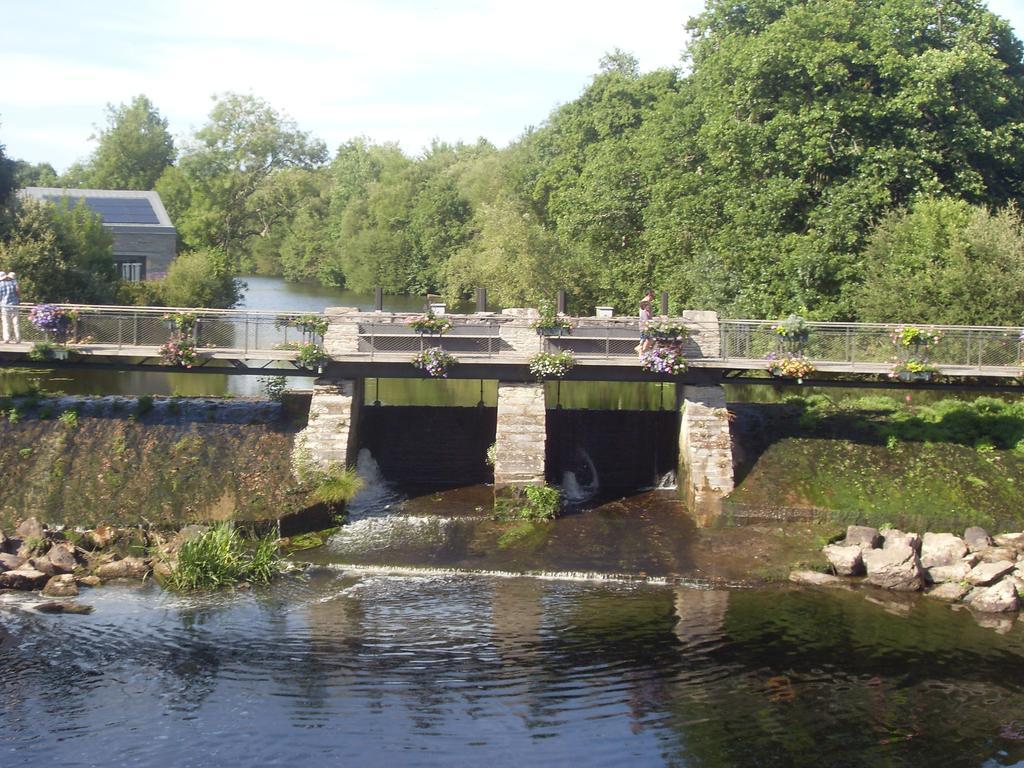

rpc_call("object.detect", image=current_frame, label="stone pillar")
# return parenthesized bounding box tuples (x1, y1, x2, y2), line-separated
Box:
(493, 381, 546, 490)
(292, 378, 363, 474)
(677, 384, 734, 522)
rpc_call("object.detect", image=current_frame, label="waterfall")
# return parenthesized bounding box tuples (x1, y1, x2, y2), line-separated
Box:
(561, 447, 599, 503)
(656, 470, 678, 490)
(347, 448, 403, 517)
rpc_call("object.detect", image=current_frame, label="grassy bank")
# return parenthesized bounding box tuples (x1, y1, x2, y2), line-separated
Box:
(0, 396, 312, 529)
(730, 395, 1024, 532)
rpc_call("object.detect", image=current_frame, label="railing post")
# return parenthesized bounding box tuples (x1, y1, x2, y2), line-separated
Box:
(476, 288, 487, 313)
(131, 312, 138, 346)
(847, 327, 853, 366)
(374, 287, 383, 311)
(244, 316, 249, 355)
(557, 290, 566, 315)
(660, 291, 669, 316)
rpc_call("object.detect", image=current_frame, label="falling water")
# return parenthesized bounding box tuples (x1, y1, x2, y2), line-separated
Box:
(347, 448, 403, 517)
(561, 447, 600, 503)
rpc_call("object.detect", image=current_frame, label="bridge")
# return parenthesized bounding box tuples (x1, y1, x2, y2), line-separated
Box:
(0, 303, 1020, 383)
(2, 303, 1021, 520)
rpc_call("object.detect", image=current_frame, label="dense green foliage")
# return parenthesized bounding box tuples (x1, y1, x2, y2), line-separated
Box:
(310, 465, 364, 506)
(854, 197, 1024, 324)
(495, 485, 562, 521)
(87, 95, 176, 190)
(167, 522, 281, 591)
(3, 1, 1024, 318)
(0, 198, 117, 302)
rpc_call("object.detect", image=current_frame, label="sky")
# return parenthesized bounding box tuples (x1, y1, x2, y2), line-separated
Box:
(3, 0, 1024, 173)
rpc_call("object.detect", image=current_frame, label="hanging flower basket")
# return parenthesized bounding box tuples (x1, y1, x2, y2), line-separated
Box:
(412, 347, 457, 377)
(408, 310, 452, 335)
(643, 319, 690, 343)
(766, 353, 815, 382)
(528, 350, 576, 379)
(159, 339, 198, 368)
(296, 342, 329, 370)
(640, 345, 687, 375)
(890, 360, 936, 382)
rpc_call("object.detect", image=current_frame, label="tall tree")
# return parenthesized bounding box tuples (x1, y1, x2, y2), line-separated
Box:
(176, 93, 327, 261)
(89, 95, 176, 190)
(643, 0, 1024, 319)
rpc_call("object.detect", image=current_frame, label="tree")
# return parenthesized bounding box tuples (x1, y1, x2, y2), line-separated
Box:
(176, 93, 327, 261)
(89, 95, 175, 190)
(0, 198, 116, 303)
(11, 159, 58, 188)
(854, 197, 1024, 325)
(159, 248, 243, 308)
(642, 0, 1024, 318)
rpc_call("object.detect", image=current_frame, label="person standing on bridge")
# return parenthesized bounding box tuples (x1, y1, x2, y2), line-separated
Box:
(636, 296, 653, 357)
(0, 272, 20, 344)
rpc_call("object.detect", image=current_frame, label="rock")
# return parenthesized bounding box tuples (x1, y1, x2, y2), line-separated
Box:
(920, 533, 968, 569)
(862, 544, 925, 591)
(152, 559, 173, 582)
(881, 529, 921, 552)
(42, 574, 78, 597)
(0, 552, 24, 572)
(16, 537, 47, 559)
(926, 561, 972, 584)
(33, 601, 93, 615)
(46, 543, 78, 574)
(963, 526, 992, 552)
(788, 570, 848, 587)
(822, 544, 864, 576)
(993, 532, 1024, 550)
(75, 575, 101, 588)
(85, 525, 119, 551)
(972, 612, 1016, 634)
(1004, 575, 1024, 598)
(962, 552, 981, 567)
(95, 557, 150, 581)
(0, 530, 7, 552)
(27, 557, 56, 577)
(842, 526, 881, 551)
(15, 517, 45, 540)
(0, 568, 49, 590)
(967, 561, 1017, 586)
(966, 579, 1020, 613)
(926, 582, 971, 602)
(978, 547, 1018, 564)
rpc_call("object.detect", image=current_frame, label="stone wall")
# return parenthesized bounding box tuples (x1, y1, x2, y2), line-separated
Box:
(292, 378, 363, 472)
(494, 381, 546, 489)
(678, 384, 735, 520)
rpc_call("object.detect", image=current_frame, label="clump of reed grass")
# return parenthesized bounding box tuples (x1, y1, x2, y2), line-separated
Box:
(167, 522, 281, 592)
(311, 465, 363, 505)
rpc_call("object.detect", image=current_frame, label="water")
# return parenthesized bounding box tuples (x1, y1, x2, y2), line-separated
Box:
(2, 572, 1024, 766)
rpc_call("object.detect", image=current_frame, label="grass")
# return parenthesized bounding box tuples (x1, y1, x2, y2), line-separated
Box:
(166, 522, 282, 592)
(311, 465, 364, 505)
(494, 484, 562, 522)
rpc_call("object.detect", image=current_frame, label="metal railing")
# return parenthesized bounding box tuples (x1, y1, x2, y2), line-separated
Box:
(357, 321, 507, 358)
(4, 304, 320, 358)
(719, 320, 1024, 371)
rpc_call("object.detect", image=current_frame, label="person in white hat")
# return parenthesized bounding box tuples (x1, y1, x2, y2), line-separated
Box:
(0, 271, 21, 343)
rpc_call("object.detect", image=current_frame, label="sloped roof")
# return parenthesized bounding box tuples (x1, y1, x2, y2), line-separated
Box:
(21, 187, 175, 231)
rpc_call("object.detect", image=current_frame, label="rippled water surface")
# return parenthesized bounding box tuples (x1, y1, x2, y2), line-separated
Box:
(3, 572, 1024, 767)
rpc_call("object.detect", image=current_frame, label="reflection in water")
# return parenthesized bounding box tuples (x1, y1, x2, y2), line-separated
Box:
(1, 576, 1024, 765)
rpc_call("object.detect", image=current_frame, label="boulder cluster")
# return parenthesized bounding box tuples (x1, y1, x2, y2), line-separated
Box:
(796, 525, 1023, 613)
(0, 517, 159, 600)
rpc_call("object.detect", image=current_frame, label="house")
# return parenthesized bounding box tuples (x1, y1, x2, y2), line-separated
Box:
(21, 187, 177, 281)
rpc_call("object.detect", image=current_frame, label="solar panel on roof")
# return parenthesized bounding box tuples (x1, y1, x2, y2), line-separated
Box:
(41, 195, 160, 225)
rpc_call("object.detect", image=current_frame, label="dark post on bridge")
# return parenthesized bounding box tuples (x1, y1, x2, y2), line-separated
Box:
(660, 291, 669, 315)
(557, 290, 567, 314)
(476, 288, 487, 313)
(374, 287, 383, 311)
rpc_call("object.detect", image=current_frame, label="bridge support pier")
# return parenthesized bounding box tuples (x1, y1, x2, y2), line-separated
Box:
(293, 378, 364, 473)
(677, 385, 734, 522)
(493, 381, 546, 492)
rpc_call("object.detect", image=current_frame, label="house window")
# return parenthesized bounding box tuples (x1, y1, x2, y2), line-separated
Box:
(117, 261, 145, 282)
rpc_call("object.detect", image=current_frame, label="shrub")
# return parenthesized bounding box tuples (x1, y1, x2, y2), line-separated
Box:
(296, 342, 329, 370)
(412, 347, 457, 378)
(494, 484, 562, 522)
(167, 523, 282, 591)
(58, 409, 78, 429)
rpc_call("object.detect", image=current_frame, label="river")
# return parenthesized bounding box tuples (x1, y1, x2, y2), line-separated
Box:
(4, 278, 1024, 765)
